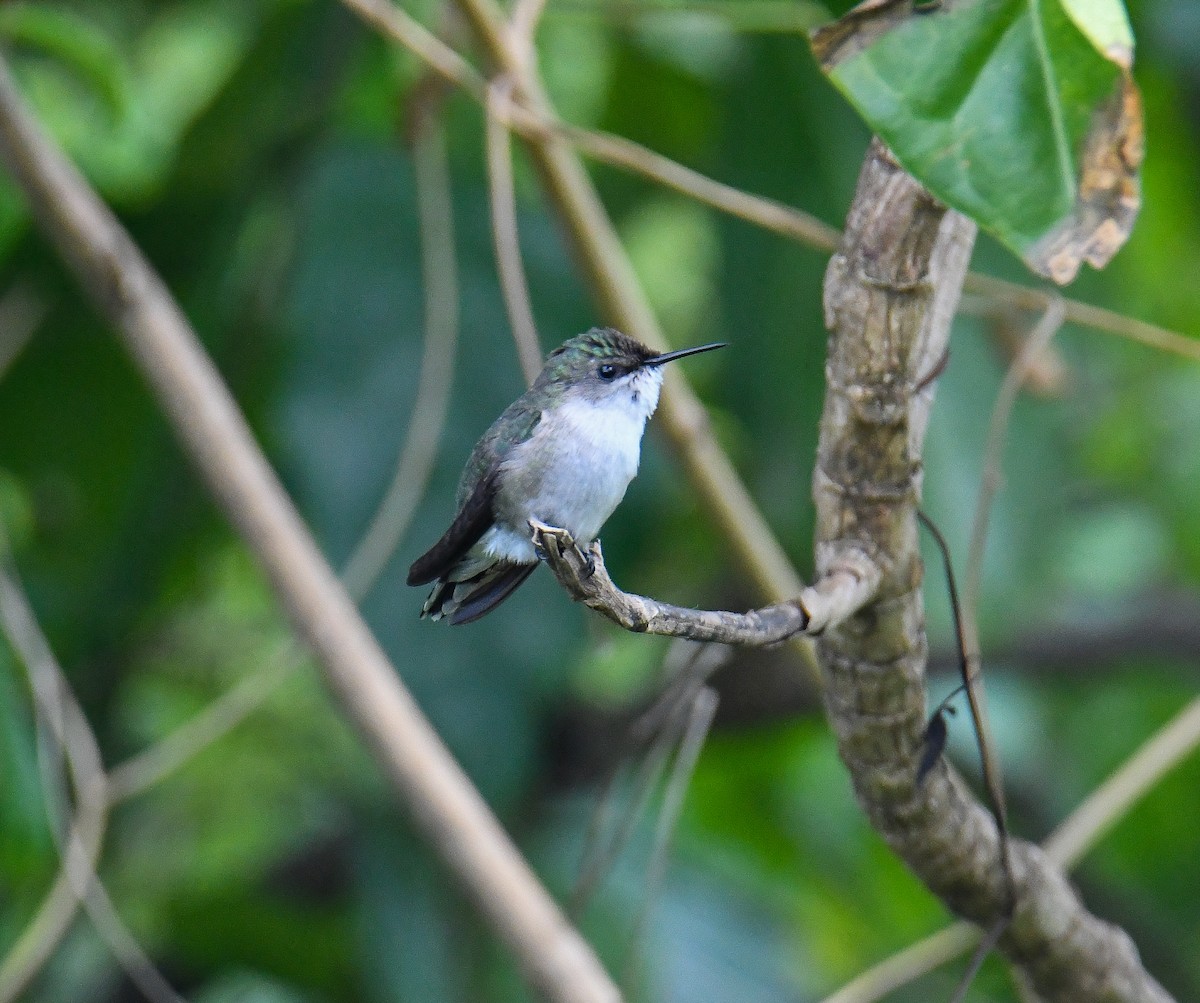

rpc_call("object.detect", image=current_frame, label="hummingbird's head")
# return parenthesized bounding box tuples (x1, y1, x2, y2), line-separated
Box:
(537, 328, 725, 417)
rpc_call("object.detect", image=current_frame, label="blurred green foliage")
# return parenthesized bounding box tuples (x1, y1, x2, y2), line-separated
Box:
(0, 1, 1198, 1001)
(816, 0, 1132, 274)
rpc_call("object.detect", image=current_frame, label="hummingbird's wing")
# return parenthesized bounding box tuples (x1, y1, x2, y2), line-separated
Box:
(407, 402, 543, 587)
(406, 468, 500, 586)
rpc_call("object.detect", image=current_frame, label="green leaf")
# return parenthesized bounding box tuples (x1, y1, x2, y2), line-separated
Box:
(810, 0, 1142, 283)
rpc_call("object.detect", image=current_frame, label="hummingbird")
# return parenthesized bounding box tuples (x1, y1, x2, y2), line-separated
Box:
(407, 328, 726, 624)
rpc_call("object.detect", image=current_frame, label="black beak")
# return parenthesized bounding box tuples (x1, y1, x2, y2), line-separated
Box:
(643, 342, 728, 368)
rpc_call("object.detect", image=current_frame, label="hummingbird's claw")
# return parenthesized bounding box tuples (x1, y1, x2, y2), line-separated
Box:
(581, 548, 597, 579)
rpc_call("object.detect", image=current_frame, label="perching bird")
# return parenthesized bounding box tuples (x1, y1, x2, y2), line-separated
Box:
(407, 328, 725, 624)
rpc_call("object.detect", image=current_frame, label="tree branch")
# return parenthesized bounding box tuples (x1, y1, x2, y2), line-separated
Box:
(814, 138, 1171, 1002)
(532, 520, 810, 644)
(532, 518, 880, 644)
(0, 53, 621, 1003)
(343, 0, 1200, 367)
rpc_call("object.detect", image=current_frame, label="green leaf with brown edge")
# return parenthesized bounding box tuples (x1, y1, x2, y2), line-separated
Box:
(810, 0, 1143, 285)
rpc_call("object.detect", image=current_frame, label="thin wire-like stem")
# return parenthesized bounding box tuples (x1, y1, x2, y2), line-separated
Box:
(1044, 695, 1200, 868)
(1, 547, 184, 1003)
(962, 271, 1200, 364)
(571, 644, 728, 917)
(486, 80, 544, 386)
(0, 558, 107, 1003)
(342, 121, 462, 596)
(964, 297, 1066, 617)
(816, 923, 979, 1003)
(0, 529, 103, 997)
(571, 692, 682, 916)
(76, 884, 185, 1003)
(622, 686, 717, 989)
(511, 0, 551, 60)
(345, 0, 486, 98)
(106, 644, 292, 802)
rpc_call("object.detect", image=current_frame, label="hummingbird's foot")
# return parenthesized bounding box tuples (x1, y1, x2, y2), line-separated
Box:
(528, 518, 567, 565)
(528, 519, 600, 599)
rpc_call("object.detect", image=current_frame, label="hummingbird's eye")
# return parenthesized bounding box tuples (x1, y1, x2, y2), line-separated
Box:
(598, 363, 619, 381)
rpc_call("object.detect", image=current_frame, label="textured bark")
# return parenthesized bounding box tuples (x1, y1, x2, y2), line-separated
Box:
(531, 520, 879, 645)
(815, 139, 1172, 1001)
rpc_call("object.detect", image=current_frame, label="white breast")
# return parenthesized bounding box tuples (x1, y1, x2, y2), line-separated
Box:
(485, 387, 656, 562)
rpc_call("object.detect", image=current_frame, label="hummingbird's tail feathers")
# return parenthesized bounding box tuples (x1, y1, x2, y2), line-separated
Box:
(420, 561, 536, 624)
(449, 562, 536, 624)
(407, 472, 499, 586)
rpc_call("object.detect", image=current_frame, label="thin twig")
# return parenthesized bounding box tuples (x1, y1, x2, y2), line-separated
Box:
(1, 544, 185, 1003)
(622, 685, 717, 989)
(1044, 694, 1200, 868)
(570, 643, 727, 918)
(571, 692, 680, 916)
(485, 79, 544, 386)
(109, 116, 462, 804)
(0, 558, 107, 1003)
(341, 120, 461, 596)
(816, 923, 979, 1003)
(106, 644, 293, 802)
(511, 0, 551, 62)
(962, 271, 1200, 364)
(341, 0, 1200, 367)
(344, 0, 487, 98)
(964, 298, 1066, 617)
(533, 520, 882, 643)
(0, 52, 621, 1003)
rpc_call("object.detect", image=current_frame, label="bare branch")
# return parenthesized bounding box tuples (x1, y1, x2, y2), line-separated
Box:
(533, 520, 808, 644)
(964, 297, 1066, 619)
(814, 138, 1170, 1002)
(817, 924, 979, 1003)
(485, 79, 544, 386)
(0, 558, 107, 1003)
(532, 520, 881, 644)
(822, 694, 1200, 1001)
(342, 0, 1200, 367)
(1, 542, 185, 1003)
(106, 644, 292, 803)
(0, 54, 620, 1003)
(510, 0, 551, 66)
